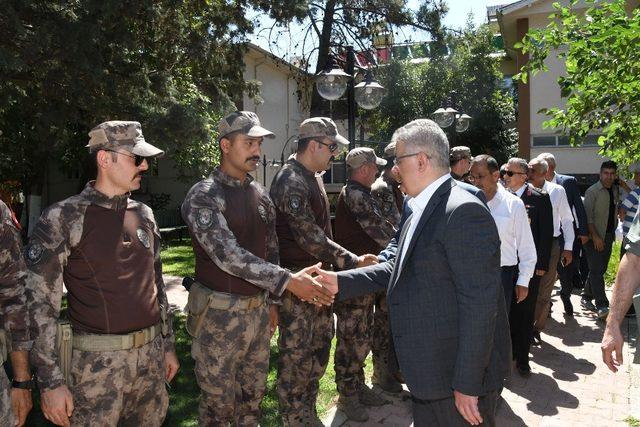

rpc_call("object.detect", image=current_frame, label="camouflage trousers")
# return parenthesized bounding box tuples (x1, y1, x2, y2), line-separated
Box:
(69, 334, 168, 427)
(372, 292, 393, 374)
(277, 291, 334, 420)
(334, 294, 375, 397)
(192, 302, 270, 426)
(0, 370, 14, 426)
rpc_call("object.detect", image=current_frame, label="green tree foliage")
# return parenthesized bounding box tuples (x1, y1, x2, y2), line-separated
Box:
(515, 0, 640, 163)
(0, 1, 307, 192)
(367, 25, 517, 163)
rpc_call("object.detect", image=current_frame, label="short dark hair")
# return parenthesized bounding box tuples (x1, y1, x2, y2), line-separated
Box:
(296, 137, 315, 154)
(471, 154, 499, 173)
(601, 160, 617, 171)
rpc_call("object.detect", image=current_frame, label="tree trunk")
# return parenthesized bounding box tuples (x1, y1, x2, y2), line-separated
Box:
(310, 0, 338, 116)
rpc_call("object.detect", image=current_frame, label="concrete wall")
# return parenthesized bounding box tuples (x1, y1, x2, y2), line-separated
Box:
(243, 51, 309, 187)
(530, 145, 607, 175)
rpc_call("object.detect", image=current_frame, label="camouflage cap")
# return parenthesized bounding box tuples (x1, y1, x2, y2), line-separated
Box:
(218, 111, 275, 141)
(346, 147, 387, 169)
(298, 117, 350, 147)
(450, 145, 472, 162)
(383, 141, 396, 158)
(629, 161, 640, 173)
(86, 121, 164, 157)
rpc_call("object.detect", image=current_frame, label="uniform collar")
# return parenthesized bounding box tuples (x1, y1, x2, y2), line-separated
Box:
(346, 180, 371, 193)
(211, 166, 254, 188)
(288, 158, 317, 179)
(81, 181, 130, 211)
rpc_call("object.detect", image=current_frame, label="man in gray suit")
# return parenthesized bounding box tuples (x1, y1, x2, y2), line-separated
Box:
(314, 119, 511, 426)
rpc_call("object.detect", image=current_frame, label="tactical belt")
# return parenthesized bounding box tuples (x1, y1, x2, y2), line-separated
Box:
(72, 323, 162, 352)
(204, 287, 267, 311)
(186, 282, 267, 338)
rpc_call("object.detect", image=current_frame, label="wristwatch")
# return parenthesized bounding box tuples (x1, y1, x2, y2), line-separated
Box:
(11, 378, 35, 390)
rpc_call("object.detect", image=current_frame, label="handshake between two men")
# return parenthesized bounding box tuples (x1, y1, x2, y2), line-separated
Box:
(285, 254, 379, 306)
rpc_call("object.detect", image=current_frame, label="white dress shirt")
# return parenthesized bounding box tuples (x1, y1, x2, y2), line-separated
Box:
(487, 185, 537, 287)
(542, 180, 575, 250)
(398, 174, 451, 269)
(551, 172, 581, 230)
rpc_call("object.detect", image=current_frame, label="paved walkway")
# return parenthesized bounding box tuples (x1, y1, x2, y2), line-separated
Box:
(164, 277, 639, 426)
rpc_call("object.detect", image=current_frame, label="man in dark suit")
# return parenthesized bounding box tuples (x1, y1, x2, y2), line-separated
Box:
(538, 153, 589, 314)
(504, 158, 554, 376)
(314, 119, 511, 426)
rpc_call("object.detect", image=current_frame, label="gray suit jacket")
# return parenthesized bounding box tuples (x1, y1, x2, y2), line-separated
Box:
(338, 177, 511, 400)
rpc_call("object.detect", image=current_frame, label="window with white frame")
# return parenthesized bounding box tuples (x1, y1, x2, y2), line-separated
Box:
(531, 134, 601, 147)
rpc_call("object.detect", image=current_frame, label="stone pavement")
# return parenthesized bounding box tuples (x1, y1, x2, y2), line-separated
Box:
(321, 288, 639, 427)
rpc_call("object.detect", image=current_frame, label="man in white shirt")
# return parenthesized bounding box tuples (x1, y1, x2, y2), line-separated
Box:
(528, 158, 575, 343)
(503, 158, 554, 376)
(470, 155, 537, 310)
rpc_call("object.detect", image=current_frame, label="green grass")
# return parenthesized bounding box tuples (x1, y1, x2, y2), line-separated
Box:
(161, 241, 195, 277)
(605, 240, 622, 287)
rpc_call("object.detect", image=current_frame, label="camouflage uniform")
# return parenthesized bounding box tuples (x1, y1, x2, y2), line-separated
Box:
(181, 164, 290, 426)
(370, 171, 403, 229)
(25, 122, 173, 426)
(0, 200, 31, 426)
(334, 172, 396, 399)
(369, 169, 404, 391)
(271, 140, 358, 424)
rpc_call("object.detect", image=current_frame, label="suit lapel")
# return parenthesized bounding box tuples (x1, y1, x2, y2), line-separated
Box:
(390, 178, 454, 292)
(388, 213, 413, 293)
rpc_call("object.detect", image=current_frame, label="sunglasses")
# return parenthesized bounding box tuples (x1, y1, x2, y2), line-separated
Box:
(317, 140, 339, 153)
(501, 170, 527, 177)
(103, 149, 147, 166)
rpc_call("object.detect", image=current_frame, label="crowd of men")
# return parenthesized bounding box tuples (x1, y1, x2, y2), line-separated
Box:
(0, 110, 638, 427)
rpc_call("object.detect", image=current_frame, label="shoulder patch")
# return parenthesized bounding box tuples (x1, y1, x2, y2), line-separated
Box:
(196, 208, 214, 229)
(136, 228, 151, 249)
(25, 242, 44, 265)
(288, 195, 301, 213)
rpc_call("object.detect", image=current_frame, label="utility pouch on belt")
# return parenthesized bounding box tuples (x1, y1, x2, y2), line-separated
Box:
(55, 320, 73, 385)
(185, 281, 267, 338)
(0, 329, 8, 364)
(185, 281, 212, 338)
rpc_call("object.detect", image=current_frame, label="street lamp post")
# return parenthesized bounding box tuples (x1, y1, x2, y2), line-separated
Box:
(432, 101, 472, 144)
(315, 46, 385, 152)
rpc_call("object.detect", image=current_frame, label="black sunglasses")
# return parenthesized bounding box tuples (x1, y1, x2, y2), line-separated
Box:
(317, 140, 339, 153)
(501, 170, 527, 177)
(103, 149, 146, 166)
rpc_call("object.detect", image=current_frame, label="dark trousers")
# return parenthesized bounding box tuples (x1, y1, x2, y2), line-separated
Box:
(577, 243, 590, 287)
(558, 233, 580, 299)
(412, 391, 498, 427)
(510, 275, 540, 366)
(501, 265, 517, 314)
(583, 232, 614, 309)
